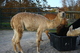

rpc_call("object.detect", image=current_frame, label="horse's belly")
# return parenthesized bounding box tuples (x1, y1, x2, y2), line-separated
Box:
(26, 27, 37, 31)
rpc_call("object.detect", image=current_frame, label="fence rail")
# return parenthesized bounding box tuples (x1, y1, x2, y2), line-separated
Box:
(66, 11, 80, 14)
(0, 7, 80, 29)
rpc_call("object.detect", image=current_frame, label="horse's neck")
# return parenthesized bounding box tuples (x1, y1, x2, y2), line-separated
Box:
(53, 15, 62, 24)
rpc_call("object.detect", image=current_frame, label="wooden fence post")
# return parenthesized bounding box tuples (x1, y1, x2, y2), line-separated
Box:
(0, 8, 2, 29)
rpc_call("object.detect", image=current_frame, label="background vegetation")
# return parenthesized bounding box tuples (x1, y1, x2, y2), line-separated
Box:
(0, 0, 80, 29)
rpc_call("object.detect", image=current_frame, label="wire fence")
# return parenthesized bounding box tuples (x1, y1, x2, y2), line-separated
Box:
(0, 7, 80, 29)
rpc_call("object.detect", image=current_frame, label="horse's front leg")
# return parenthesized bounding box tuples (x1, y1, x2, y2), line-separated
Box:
(45, 30, 50, 39)
(36, 29, 43, 53)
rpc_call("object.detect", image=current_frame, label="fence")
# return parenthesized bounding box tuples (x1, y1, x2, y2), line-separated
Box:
(0, 7, 80, 29)
(66, 11, 80, 24)
(0, 7, 58, 29)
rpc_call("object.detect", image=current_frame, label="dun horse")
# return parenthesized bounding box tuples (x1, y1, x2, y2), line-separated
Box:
(44, 14, 68, 37)
(10, 11, 65, 53)
(67, 25, 80, 36)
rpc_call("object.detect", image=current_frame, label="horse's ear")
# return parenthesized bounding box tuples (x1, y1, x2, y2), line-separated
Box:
(69, 25, 73, 31)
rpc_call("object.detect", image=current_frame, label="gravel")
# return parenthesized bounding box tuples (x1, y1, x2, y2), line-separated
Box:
(0, 30, 80, 53)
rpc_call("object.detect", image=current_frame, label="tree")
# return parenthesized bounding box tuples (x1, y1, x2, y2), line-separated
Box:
(62, 0, 68, 11)
(76, 0, 80, 11)
(61, 0, 80, 19)
(0, 0, 5, 7)
(61, 0, 77, 11)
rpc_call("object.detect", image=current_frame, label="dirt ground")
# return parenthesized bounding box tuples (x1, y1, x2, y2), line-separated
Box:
(0, 30, 80, 53)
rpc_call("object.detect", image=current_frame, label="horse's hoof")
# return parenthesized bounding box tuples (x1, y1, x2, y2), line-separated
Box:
(37, 52, 40, 53)
(18, 52, 20, 53)
(40, 39, 43, 41)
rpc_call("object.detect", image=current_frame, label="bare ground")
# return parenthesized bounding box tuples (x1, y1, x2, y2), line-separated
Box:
(0, 30, 80, 53)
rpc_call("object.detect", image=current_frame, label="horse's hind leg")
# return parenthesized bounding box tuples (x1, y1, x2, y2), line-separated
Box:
(12, 29, 18, 53)
(16, 29, 24, 53)
(12, 29, 24, 53)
